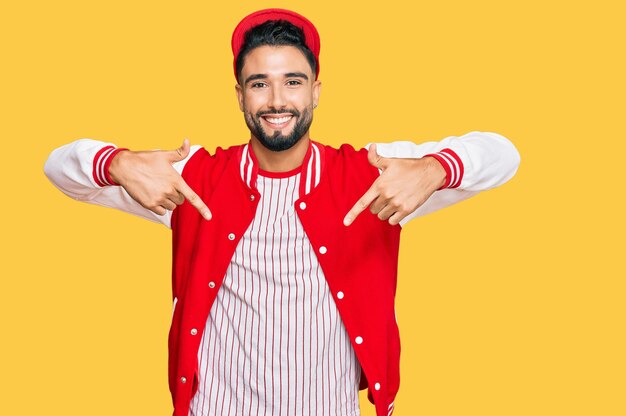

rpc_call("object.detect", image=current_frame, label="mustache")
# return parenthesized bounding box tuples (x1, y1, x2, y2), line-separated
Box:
(256, 109, 301, 117)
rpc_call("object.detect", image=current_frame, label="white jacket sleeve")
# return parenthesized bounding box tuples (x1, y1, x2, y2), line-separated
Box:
(367, 131, 521, 226)
(43, 138, 202, 228)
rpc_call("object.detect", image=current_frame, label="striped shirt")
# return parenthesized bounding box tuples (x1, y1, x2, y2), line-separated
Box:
(188, 169, 361, 416)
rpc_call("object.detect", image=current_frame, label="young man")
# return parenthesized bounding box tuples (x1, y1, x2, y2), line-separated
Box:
(44, 8, 520, 416)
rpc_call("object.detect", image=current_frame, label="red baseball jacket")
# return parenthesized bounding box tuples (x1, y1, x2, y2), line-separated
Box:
(170, 141, 401, 416)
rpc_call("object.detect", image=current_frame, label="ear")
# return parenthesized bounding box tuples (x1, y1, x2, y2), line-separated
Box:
(235, 83, 244, 112)
(312, 79, 322, 109)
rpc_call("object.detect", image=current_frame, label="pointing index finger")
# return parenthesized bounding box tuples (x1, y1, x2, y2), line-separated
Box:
(343, 184, 379, 226)
(176, 177, 212, 220)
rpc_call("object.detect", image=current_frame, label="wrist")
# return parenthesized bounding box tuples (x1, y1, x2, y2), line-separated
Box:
(422, 156, 447, 190)
(423, 148, 464, 189)
(106, 148, 130, 186)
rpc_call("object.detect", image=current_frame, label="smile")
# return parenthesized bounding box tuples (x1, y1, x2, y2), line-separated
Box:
(261, 114, 294, 129)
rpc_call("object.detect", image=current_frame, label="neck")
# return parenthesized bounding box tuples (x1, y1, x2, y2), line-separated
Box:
(250, 135, 311, 172)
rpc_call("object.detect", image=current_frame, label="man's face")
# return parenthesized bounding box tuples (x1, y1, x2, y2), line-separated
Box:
(236, 45, 321, 152)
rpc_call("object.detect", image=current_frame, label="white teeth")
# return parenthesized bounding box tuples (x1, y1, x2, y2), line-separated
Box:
(264, 116, 292, 124)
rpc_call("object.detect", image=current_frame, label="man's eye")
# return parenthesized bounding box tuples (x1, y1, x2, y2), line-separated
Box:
(287, 80, 302, 86)
(251, 82, 266, 88)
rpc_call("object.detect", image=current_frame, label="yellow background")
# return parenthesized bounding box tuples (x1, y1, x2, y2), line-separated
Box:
(1, 0, 624, 414)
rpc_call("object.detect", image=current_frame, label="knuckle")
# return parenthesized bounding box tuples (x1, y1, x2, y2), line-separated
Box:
(400, 203, 411, 213)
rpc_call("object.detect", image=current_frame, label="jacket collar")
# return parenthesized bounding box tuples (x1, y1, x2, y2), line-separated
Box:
(238, 139, 325, 198)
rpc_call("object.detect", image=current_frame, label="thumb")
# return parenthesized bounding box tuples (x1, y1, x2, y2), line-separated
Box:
(168, 138, 190, 163)
(367, 143, 389, 169)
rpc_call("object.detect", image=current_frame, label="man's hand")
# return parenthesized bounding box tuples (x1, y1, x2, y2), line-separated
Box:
(343, 144, 447, 226)
(109, 139, 212, 220)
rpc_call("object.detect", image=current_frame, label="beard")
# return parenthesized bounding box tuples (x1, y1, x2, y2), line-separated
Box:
(244, 106, 313, 152)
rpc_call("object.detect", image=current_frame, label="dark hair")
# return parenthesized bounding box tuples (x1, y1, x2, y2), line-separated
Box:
(235, 20, 317, 83)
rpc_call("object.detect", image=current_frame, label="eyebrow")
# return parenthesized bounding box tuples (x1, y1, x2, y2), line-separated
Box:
(244, 72, 309, 85)
(244, 74, 267, 84)
(285, 72, 309, 80)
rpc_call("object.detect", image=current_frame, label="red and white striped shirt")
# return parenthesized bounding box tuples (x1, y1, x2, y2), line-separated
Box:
(189, 170, 361, 416)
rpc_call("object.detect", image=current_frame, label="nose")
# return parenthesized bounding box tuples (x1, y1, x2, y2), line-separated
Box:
(268, 84, 287, 110)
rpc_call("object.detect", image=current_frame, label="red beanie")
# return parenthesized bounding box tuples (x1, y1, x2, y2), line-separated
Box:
(231, 8, 321, 81)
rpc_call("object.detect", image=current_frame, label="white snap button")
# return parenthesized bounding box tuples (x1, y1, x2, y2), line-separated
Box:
(355, 336, 363, 344)
(190, 328, 198, 335)
(180, 376, 187, 384)
(337, 291, 344, 299)
(250, 194, 255, 201)
(228, 233, 235, 240)
(299, 201, 307, 210)
(319, 246, 327, 254)
(374, 382, 381, 390)
(208, 281, 216, 288)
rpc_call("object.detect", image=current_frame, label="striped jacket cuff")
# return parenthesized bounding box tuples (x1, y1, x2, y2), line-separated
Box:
(92, 146, 129, 186)
(424, 148, 464, 189)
